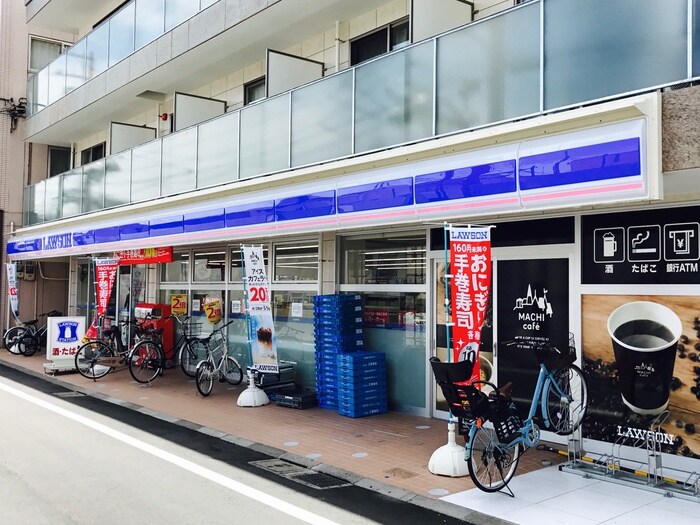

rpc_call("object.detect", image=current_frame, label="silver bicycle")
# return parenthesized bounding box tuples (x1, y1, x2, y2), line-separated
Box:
(195, 320, 244, 396)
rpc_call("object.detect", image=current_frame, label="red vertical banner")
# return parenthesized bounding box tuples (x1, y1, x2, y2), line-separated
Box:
(83, 258, 119, 340)
(449, 227, 492, 384)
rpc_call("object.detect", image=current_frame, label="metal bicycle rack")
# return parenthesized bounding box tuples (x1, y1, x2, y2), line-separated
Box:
(560, 411, 700, 502)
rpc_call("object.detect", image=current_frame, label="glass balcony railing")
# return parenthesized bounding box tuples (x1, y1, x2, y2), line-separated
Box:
(23, 0, 700, 226)
(26, 0, 213, 116)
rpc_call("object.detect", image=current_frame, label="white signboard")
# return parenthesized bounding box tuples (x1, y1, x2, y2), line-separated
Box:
(291, 302, 303, 318)
(45, 317, 86, 371)
(242, 246, 279, 373)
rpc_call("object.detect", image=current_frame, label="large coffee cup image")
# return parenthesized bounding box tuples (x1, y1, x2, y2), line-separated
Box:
(607, 301, 682, 416)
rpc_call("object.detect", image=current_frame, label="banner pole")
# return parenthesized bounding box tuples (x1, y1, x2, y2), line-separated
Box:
(428, 222, 469, 477)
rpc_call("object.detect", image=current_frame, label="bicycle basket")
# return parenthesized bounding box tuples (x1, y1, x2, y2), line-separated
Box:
(491, 397, 523, 444)
(533, 333, 576, 370)
(185, 321, 203, 337)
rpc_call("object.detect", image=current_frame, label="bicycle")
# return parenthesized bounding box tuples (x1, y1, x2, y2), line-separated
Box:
(171, 315, 208, 377)
(430, 335, 588, 495)
(4, 310, 62, 356)
(195, 320, 243, 396)
(74, 319, 137, 380)
(127, 326, 167, 384)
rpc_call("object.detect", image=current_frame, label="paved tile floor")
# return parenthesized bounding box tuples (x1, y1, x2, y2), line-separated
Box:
(3, 350, 697, 523)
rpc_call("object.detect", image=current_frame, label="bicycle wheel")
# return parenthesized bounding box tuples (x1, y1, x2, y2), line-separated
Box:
(467, 425, 520, 493)
(18, 333, 39, 356)
(179, 340, 206, 378)
(75, 341, 114, 380)
(129, 341, 164, 384)
(220, 355, 243, 385)
(196, 360, 215, 396)
(4, 326, 27, 355)
(544, 364, 588, 435)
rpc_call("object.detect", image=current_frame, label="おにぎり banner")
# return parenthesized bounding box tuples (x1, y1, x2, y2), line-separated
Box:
(449, 227, 492, 383)
(241, 246, 278, 374)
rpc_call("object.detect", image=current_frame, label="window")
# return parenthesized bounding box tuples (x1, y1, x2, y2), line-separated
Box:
(244, 77, 266, 105)
(350, 18, 410, 66)
(273, 243, 319, 282)
(161, 252, 190, 282)
(29, 37, 69, 73)
(193, 250, 226, 282)
(341, 233, 426, 285)
(48, 146, 71, 177)
(81, 143, 106, 165)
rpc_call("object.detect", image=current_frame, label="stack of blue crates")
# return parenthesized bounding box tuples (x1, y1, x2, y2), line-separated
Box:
(337, 351, 387, 418)
(313, 294, 363, 409)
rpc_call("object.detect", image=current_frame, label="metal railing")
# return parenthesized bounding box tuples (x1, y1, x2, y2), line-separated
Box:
(23, 0, 700, 226)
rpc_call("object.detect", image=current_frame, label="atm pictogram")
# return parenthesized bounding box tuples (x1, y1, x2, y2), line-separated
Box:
(664, 222, 699, 261)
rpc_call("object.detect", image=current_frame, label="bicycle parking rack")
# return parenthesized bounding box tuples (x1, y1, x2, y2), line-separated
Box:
(560, 411, 700, 502)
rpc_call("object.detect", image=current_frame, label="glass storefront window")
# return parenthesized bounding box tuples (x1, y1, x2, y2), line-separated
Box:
(161, 252, 190, 282)
(273, 242, 319, 282)
(272, 291, 316, 390)
(191, 289, 225, 336)
(362, 292, 426, 409)
(341, 234, 427, 285)
(230, 247, 268, 283)
(193, 250, 226, 282)
(227, 289, 249, 368)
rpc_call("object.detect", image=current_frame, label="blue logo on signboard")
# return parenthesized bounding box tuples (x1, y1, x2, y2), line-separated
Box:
(57, 321, 79, 342)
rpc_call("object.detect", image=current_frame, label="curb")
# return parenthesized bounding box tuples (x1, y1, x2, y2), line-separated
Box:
(0, 358, 514, 525)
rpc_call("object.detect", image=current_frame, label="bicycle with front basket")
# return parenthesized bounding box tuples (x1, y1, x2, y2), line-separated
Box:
(195, 320, 243, 396)
(430, 335, 588, 494)
(75, 319, 140, 380)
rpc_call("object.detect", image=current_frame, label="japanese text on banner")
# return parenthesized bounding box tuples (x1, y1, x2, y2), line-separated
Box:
(241, 246, 279, 373)
(449, 227, 492, 383)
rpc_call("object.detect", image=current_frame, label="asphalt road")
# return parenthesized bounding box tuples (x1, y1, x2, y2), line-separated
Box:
(0, 364, 482, 524)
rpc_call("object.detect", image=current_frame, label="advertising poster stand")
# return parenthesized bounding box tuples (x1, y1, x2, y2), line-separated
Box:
(429, 222, 493, 477)
(237, 245, 273, 407)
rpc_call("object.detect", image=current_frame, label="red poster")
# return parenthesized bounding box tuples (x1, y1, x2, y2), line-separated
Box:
(114, 247, 173, 265)
(449, 227, 492, 384)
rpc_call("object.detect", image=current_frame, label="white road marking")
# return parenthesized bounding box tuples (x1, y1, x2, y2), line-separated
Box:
(0, 381, 341, 525)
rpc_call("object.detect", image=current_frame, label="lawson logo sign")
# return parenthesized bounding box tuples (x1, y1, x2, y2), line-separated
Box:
(450, 229, 489, 240)
(57, 321, 80, 342)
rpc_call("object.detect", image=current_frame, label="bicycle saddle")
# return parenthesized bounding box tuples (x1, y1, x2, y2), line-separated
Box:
(25, 319, 39, 326)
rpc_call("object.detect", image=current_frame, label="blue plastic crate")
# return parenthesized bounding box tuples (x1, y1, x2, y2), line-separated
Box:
(314, 307, 363, 326)
(317, 399, 338, 410)
(338, 389, 387, 405)
(337, 378, 386, 391)
(337, 402, 388, 418)
(313, 294, 362, 304)
(313, 324, 363, 336)
(337, 358, 384, 372)
(315, 342, 364, 353)
(314, 331, 364, 344)
(313, 304, 362, 316)
(337, 351, 385, 363)
(337, 366, 387, 382)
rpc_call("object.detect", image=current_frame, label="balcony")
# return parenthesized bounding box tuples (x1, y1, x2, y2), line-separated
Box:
(22, 0, 700, 227)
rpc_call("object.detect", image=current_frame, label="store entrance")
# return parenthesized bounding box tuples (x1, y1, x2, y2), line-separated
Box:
(430, 246, 576, 431)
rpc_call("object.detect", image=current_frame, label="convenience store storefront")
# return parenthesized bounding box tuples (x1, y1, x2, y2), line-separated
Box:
(10, 94, 700, 475)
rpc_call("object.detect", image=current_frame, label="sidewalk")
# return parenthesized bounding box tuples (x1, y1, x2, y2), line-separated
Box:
(0, 350, 567, 522)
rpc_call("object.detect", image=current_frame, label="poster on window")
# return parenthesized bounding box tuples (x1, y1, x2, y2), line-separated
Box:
(242, 246, 278, 374)
(496, 258, 570, 418)
(5, 263, 19, 321)
(448, 227, 492, 384)
(582, 294, 700, 458)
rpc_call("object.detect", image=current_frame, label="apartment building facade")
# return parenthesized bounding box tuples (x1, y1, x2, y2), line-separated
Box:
(5, 0, 700, 477)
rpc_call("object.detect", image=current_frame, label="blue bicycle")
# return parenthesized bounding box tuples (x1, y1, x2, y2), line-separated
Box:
(431, 336, 588, 494)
